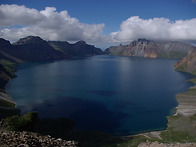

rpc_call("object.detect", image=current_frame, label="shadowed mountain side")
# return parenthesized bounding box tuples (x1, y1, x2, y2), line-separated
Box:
(48, 41, 103, 57)
(12, 36, 67, 61)
(105, 39, 195, 59)
(0, 38, 23, 63)
(0, 39, 20, 93)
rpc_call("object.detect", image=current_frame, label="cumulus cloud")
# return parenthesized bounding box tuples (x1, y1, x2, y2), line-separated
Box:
(0, 4, 196, 46)
(0, 4, 105, 42)
(110, 16, 196, 42)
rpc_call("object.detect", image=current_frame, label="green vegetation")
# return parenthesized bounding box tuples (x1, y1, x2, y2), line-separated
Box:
(0, 59, 17, 92)
(191, 68, 196, 76)
(49, 44, 64, 53)
(159, 51, 187, 59)
(175, 62, 186, 72)
(0, 99, 15, 107)
(0, 59, 17, 77)
(68, 131, 123, 147)
(23, 111, 39, 121)
(0, 78, 8, 92)
(4, 115, 30, 131)
(3, 112, 39, 132)
(114, 136, 149, 147)
(183, 78, 196, 95)
(184, 88, 196, 95)
(188, 78, 196, 84)
(168, 51, 187, 59)
(160, 115, 196, 143)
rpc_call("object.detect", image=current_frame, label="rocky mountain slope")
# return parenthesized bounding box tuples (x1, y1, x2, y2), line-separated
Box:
(0, 38, 22, 63)
(49, 40, 103, 57)
(175, 49, 196, 75)
(105, 39, 195, 58)
(12, 36, 67, 61)
(0, 36, 103, 62)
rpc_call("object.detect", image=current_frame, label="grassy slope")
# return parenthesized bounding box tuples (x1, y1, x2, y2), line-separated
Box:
(0, 99, 15, 107)
(0, 60, 17, 106)
(159, 76, 196, 144)
(160, 114, 196, 143)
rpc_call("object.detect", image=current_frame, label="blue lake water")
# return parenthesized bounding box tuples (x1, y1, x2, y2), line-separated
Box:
(6, 55, 194, 135)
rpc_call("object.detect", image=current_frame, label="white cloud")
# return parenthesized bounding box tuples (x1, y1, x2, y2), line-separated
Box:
(110, 16, 196, 42)
(0, 4, 105, 42)
(0, 4, 42, 27)
(0, 4, 196, 47)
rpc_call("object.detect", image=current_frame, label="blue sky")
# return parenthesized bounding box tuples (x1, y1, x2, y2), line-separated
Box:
(0, 0, 196, 48)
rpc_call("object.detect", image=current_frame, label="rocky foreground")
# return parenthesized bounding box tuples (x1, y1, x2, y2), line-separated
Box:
(139, 141, 196, 147)
(0, 130, 78, 147)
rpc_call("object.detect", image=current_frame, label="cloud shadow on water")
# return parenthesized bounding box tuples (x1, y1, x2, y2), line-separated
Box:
(24, 96, 128, 134)
(87, 90, 121, 96)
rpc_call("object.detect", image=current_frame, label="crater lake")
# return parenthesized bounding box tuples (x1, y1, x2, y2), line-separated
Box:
(6, 55, 194, 135)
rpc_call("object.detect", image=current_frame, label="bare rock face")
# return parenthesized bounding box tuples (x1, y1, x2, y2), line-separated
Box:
(105, 39, 195, 59)
(175, 49, 196, 75)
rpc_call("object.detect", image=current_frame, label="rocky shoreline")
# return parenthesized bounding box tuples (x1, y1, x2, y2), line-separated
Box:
(137, 76, 196, 146)
(176, 93, 196, 116)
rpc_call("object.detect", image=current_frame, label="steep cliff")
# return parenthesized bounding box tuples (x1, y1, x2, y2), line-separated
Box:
(105, 39, 194, 59)
(175, 49, 196, 75)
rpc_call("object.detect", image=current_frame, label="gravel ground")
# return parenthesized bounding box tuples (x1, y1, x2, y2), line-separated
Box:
(0, 130, 78, 147)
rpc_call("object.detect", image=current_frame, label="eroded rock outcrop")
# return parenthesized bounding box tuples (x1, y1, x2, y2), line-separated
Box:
(105, 39, 195, 58)
(175, 49, 196, 75)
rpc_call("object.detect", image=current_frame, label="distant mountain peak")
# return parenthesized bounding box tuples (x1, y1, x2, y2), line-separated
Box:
(75, 40, 87, 45)
(137, 38, 151, 44)
(138, 38, 149, 42)
(0, 38, 11, 47)
(14, 36, 45, 45)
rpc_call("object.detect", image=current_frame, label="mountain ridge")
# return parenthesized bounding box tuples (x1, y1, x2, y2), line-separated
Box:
(48, 40, 103, 57)
(105, 39, 195, 59)
(12, 36, 67, 61)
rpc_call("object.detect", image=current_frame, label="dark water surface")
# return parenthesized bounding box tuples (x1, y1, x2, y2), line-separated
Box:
(6, 55, 194, 135)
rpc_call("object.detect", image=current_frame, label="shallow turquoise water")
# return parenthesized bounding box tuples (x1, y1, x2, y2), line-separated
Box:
(6, 55, 194, 135)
